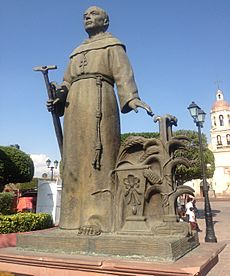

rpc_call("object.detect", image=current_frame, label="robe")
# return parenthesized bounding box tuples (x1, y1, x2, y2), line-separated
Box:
(59, 32, 139, 232)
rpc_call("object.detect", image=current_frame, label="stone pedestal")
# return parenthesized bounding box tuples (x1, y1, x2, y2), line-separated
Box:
(17, 228, 199, 262)
(0, 242, 225, 276)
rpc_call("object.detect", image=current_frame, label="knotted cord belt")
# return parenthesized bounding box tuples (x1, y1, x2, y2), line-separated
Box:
(71, 74, 114, 170)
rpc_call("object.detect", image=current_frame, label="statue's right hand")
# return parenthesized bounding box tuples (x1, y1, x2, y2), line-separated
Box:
(46, 98, 60, 112)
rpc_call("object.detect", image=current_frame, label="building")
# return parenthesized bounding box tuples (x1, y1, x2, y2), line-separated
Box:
(209, 89, 230, 196)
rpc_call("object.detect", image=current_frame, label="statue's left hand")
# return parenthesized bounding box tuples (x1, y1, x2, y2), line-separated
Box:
(128, 98, 154, 117)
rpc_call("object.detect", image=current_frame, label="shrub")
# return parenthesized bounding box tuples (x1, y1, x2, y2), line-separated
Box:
(0, 146, 34, 192)
(0, 213, 53, 234)
(0, 192, 15, 215)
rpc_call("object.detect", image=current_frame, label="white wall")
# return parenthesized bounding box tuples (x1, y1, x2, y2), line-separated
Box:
(36, 179, 62, 225)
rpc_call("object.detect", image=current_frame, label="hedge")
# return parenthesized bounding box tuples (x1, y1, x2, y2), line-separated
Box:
(0, 192, 15, 215)
(0, 213, 53, 234)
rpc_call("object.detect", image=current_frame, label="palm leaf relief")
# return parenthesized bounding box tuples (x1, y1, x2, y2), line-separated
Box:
(117, 136, 145, 162)
(139, 146, 159, 162)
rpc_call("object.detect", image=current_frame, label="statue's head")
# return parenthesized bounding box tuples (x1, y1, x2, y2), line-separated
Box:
(83, 6, 109, 36)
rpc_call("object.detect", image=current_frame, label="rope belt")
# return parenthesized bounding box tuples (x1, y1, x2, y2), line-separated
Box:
(71, 74, 114, 170)
(71, 73, 114, 87)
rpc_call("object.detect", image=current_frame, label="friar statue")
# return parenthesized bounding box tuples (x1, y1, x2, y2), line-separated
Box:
(50, 6, 153, 234)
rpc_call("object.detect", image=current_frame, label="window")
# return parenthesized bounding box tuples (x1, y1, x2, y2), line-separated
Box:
(228, 115, 230, 127)
(227, 134, 230, 145)
(219, 115, 224, 126)
(213, 116, 216, 127)
(217, 135, 222, 145)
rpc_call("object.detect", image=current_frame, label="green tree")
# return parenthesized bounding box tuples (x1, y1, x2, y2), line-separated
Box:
(16, 178, 38, 192)
(0, 146, 34, 192)
(121, 132, 159, 144)
(173, 130, 215, 184)
(120, 130, 215, 184)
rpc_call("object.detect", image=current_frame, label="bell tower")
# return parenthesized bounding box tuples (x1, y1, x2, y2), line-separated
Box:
(210, 89, 230, 195)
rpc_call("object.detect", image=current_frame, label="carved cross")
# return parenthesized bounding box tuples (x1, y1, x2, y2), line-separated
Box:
(79, 54, 88, 74)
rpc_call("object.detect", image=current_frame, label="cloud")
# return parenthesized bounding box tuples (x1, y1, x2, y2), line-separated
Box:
(30, 154, 51, 178)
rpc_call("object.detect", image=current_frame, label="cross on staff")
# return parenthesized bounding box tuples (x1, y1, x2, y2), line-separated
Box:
(214, 80, 222, 90)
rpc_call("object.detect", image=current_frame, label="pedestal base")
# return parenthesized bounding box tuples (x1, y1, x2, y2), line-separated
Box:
(0, 242, 225, 276)
(17, 228, 199, 262)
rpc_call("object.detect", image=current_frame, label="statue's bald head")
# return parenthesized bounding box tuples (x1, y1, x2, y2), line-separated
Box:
(84, 6, 109, 35)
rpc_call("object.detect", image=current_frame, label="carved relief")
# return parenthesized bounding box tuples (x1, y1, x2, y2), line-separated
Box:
(123, 174, 142, 215)
(114, 114, 195, 236)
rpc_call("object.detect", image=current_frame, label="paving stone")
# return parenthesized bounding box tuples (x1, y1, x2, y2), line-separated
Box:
(196, 199, 230, 275)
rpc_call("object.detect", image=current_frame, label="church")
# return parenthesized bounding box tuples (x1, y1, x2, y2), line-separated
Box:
(209, 88, 230, 196)
(185, 88, 230, 198)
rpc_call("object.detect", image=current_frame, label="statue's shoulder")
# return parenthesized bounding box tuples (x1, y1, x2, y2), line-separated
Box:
(70, 33, 126, 58)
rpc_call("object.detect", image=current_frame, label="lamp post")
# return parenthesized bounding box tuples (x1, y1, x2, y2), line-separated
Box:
(187, 101, 217, 243)
(46, 159, 59, 181)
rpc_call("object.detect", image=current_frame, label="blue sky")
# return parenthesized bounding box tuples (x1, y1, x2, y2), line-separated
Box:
(1, 0, 230, 170)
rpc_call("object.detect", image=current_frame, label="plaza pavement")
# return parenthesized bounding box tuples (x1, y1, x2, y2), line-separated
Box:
(196, 199, 230, 275)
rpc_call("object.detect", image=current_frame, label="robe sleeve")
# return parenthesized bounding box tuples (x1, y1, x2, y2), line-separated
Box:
(109, 45, 139, 113)
(62, 61, 72, 91)
(54, 61, 72, 117)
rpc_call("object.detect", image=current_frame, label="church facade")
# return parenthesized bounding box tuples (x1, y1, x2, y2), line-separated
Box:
(209, 89, 230, 196)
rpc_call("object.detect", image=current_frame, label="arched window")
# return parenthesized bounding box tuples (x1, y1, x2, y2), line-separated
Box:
(213, 116, 216, 127)
(226, 134, 230, 145)
(217, 135, 222, 145)
(219, 115, 224, 126)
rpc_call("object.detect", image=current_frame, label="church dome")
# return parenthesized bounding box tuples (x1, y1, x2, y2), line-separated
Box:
(211, 89, 230, 112)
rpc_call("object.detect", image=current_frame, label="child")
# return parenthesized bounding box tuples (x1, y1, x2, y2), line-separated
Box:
(185, 196, 194, 222)
(188, 207, 202, 232)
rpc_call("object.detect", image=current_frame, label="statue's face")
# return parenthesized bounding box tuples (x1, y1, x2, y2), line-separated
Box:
(84, 7, 107, 34)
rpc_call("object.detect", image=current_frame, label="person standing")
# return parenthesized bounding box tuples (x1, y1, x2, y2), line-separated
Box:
(185, 196, 194, 222)
(188, 207, 202, 232)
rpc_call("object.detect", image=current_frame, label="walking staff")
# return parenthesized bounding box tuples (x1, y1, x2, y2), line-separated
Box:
(33, 65, 63, 158)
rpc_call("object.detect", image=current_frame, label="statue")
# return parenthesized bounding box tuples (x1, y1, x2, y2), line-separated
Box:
(49, 6, 153, 233)
(22, 7, 200, 261)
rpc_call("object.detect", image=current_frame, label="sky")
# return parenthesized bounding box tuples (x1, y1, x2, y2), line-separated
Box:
(1, 1, 230, 177)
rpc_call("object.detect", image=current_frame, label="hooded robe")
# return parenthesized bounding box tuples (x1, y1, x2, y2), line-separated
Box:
(59, 32, 139, 232)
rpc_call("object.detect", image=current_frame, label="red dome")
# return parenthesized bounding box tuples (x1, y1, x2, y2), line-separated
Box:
(211, 89, 230, 112)
(211, 100, 230, 112)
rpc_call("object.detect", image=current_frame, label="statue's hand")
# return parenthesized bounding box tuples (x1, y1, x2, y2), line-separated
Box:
(46, 98, 60, 112)
(50, 82, 65, 93)
(47, 83, 68, 116)
(128, 98, 154, 117)
(47, 82, 67, 112)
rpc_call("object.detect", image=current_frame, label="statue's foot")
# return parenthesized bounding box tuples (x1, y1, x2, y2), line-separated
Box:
(78, 225, 101, 236)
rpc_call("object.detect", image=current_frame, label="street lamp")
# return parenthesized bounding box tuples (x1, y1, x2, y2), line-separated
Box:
(188, 101, 217, 243)
(46, 159, 59, 181)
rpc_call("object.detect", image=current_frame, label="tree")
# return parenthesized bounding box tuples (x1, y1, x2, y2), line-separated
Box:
(0, 146, 34, 192)
(121, 132, 159, 144)
(120, 130, 215, 184)
(173, 130, 215, 185)
(16, 178, 38, 192)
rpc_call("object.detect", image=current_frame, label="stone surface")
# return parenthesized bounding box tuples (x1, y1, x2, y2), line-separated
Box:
(196, 199, 230, 275)
(0, 234, 16, 249)
(0, 242, 225, 276)
(17, 228, 199, 262)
